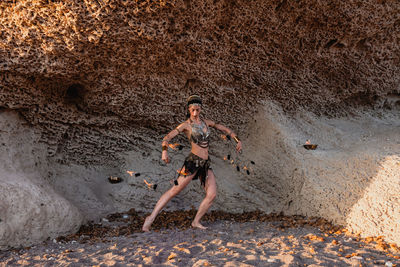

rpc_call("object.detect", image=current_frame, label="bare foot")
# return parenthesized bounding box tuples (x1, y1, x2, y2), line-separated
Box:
(192, 222, 208, 230)
(142, 216, 153, 232)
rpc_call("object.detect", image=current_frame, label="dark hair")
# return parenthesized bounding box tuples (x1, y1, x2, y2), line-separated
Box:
(187, 95, 202, 106)
(186, 95, 202, 118)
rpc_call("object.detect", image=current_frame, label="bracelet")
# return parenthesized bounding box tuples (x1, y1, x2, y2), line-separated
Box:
(233, 136, 240, 143)
(162, 145, 168, 151)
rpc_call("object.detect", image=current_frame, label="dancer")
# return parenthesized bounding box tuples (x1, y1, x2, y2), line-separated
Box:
(142, 95, 242, 231)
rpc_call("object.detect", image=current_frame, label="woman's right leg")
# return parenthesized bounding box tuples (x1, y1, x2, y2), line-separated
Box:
(142, 171, 195, 232)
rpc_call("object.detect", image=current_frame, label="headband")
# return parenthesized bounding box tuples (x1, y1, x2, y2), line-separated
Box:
(187, 95, 202, 107)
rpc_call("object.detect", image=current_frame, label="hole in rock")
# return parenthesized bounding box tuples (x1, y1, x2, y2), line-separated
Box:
(383, 92, 400, 110)
(345, 92, 378, 107)
(324, 39, 337, 49)
(65, 84, 86, 106)
(334, 42, 345, 48)
(66, 84, 84, 99)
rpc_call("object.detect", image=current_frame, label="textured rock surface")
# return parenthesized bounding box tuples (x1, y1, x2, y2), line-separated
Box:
(269, 105, 400, 246)
(0, 111, 83, 250)
(0, 0, 399, 163)
(346, 155, 400, 246)
(0, 0, 399, 249)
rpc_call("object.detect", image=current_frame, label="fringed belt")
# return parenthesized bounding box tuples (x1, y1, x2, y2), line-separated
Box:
(181, 153, 211, 187)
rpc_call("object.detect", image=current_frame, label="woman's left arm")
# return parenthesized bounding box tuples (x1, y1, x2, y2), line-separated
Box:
(205, 119, 242, 152)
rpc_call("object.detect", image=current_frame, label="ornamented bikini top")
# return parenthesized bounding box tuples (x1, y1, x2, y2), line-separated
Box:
(189, 119, 210, 148)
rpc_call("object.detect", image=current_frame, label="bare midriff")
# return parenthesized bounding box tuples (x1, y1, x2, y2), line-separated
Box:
(190, 142, 209, 160)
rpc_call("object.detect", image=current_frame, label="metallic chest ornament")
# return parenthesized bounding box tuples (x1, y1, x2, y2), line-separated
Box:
(190, 120, 210, 148)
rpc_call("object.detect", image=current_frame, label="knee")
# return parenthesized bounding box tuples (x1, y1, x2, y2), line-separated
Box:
(206, 191, 216, 202)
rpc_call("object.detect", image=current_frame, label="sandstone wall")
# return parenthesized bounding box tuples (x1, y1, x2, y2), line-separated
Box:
(0, 111, 83, 250)
(0, 0, 399, 163)
(0, 0, 400, 249)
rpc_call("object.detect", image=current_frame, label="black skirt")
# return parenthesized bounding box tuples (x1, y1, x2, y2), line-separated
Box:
(181, 153, 211, 187)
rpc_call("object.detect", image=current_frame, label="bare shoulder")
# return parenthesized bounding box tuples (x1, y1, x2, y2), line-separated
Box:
(203, 118, 216, 127)
(176, 120, 190, 132)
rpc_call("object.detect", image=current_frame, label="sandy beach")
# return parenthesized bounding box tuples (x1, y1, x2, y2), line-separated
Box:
(1, 210, 399, 266)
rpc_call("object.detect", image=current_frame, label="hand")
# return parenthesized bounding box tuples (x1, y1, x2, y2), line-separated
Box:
(236, 141, 242, 153)
(162, 151, 170, 164)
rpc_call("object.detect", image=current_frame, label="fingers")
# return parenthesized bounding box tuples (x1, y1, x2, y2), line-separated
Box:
(236, 144, 242, 154)
(236, 143, 242, 152)
(163, 156, 170, 164)
(162, 151, 170, 163)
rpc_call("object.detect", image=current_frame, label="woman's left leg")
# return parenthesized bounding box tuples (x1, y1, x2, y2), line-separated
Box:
(192, 170, 217, 229)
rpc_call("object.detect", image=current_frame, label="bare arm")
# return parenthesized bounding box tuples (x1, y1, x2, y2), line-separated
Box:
(205, 119, 242, 152)
(161, 122, 188, 163)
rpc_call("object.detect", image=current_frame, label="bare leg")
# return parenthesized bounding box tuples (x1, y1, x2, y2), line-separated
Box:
(142, 171, 195, 232)
(192, 170, 217, 229)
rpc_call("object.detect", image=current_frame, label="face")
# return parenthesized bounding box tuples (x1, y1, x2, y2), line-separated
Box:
(188, 105, 201, 119)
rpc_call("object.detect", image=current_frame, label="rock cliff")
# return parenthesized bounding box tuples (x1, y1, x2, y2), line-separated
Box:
(0, 0, 399, 249)
(1, 0, 399, 163)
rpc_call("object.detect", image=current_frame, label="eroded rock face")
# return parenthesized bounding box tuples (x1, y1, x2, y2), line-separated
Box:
(0, 0, 399, 163)
(0, 111, 83, 250)
(0, 0, 400, 249)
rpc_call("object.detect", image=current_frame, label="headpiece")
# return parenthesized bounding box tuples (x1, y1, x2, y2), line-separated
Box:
(187, 95, 202, 107)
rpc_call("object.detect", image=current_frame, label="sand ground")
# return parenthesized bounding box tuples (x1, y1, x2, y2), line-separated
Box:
(1, 211, 399, 267)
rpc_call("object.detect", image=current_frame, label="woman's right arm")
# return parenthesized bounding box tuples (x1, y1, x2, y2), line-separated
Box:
(161, 122, 187, 163)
